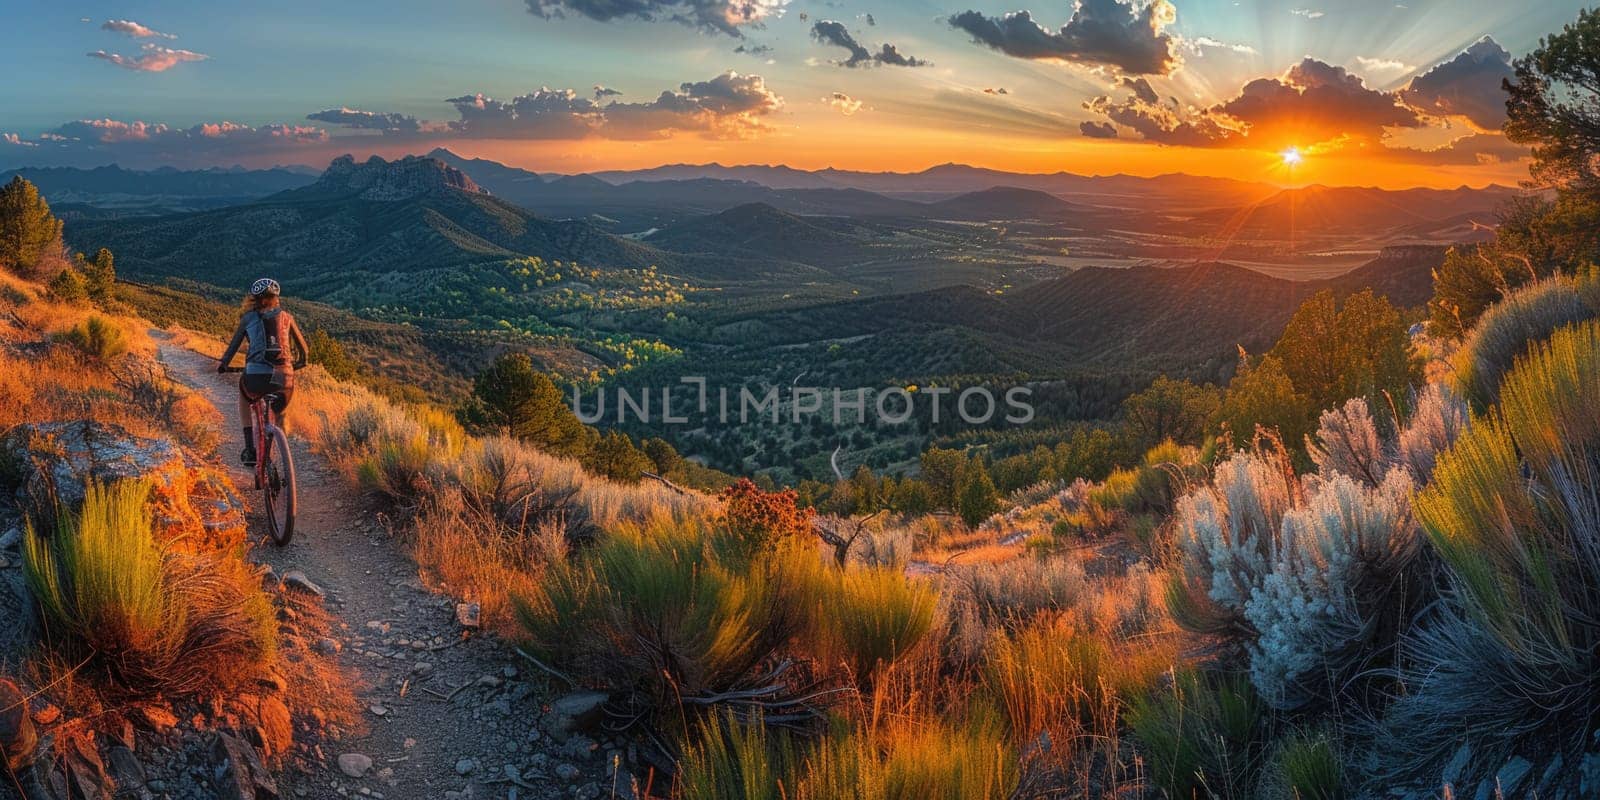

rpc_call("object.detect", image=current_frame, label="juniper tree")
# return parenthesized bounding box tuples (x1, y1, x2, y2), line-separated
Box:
(0, 177, 62, 277)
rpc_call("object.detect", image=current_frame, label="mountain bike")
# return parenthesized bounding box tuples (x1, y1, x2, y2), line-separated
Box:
(221, 367, 297, 546)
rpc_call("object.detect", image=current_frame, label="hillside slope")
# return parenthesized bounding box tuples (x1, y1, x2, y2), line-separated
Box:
(67, 155, 742, 293)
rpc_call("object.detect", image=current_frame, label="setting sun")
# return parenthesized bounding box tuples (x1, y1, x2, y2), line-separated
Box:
(1281, 147, 1304, 166)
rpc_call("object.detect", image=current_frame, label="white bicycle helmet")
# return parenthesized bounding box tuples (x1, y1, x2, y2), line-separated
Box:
(250, 277, 281, 298)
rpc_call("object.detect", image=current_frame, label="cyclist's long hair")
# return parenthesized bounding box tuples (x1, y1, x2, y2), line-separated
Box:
(241, 293, 281, 312)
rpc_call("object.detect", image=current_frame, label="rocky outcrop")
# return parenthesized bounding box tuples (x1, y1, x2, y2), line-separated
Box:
(1, 420, 245, 549)
(314, 154, 487, 201)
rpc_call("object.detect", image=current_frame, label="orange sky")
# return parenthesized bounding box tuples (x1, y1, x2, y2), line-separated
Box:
(444, 126, 1530, 189)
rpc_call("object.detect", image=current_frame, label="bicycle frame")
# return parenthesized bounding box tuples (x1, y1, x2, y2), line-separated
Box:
(223, 365, 298, 545)
(248, 394, 281, 489)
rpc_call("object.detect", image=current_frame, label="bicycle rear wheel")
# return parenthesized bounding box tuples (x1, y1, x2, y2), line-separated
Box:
(262, 426, 297, 546)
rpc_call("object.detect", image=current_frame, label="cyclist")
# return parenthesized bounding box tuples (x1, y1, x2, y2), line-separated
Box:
(218, 278, 309, 466)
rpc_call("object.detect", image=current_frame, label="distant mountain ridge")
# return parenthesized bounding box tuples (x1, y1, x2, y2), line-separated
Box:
(306, 154, 487, 200)
(66, 154, 720, 297)
(2, 163, 316, 213)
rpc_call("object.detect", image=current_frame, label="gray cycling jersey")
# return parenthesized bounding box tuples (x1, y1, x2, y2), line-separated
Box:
(220, 308, 304, 376)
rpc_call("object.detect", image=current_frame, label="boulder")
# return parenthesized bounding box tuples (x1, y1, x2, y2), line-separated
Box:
(1, 421, 247, 548)
(282, 571, 325, 598)
(545, 692, 608, 741)
(210, 732, 278, 800)
(106, 745, 150, 799)
(3, 421, 184, 509)
(337, 753, 373, 778)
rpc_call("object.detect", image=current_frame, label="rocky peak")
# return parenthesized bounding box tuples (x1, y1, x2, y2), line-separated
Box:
(315, 154, 487, 201)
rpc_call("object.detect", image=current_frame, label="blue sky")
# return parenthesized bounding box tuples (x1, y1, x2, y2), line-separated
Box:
(0, 0, 1591, 185)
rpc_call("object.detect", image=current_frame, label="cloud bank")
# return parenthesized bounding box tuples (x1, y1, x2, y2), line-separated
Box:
(1399, 36, 1514, 129)
(948, 0, 1178, 75)
(523, 0, 785, 36)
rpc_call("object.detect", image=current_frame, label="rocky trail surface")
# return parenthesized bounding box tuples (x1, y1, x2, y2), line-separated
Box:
(157, 332, 625, 800)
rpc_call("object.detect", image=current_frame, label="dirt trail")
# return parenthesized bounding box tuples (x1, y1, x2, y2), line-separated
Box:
(156, 331, 614, 800)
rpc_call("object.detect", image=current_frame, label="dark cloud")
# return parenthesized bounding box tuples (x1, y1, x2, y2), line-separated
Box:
(88, 44, 207, 72)
(1377, 132, 1528, 166)
(1078, 53, 1523, 167)
(1215, 58, 1420, 146)
(306, 108, 422, 134)
(1083, 92, 1234, 146)
(593, 85, 624, 99)
(734, 43, 773, 55)
(863, 13, 875, 25)
(812, 20, 871, 65)
(1399, 36, 1514, 129)
(947, 0, 1178, 75)
(1118, 76, 1158, 103)
(984, 86, 1009, 94)
(810, 20, 928, 67)
(1083, 57, 1421, 149)
(523, 0, 785, 36)
(445, 89, 600, 139)
(873, 43, 928, 67)
(1080, 120, 1118, 138)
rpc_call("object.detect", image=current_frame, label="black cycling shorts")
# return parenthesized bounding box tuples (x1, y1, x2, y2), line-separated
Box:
(239, 374, 293, 413)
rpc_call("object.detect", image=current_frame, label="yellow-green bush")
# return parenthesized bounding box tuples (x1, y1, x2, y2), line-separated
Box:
(24, 480, 183, 682)
(980, 617, 1113, 745)
(677, 712, 1017, 800)
(795, 559, 938, 682)
(1128, 669, 1266, 800)
(1385, 320, 1600, 790)
(23, 480, 275, 691)
(1275, 728, 1346, 800)
(515, 517, 802, 707)
(55, 314, 127, 361)
(1451, 274, 1598, 411)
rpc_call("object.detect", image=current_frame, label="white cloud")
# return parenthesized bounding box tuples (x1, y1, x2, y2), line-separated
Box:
(1357, 56, 1413, 74)
(101, 19, 177, 39)
(88, 44, 208, 73)
(825, 91, 863, 115)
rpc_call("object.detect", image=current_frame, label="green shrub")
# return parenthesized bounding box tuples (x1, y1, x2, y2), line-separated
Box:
(47, 267, 87, 302)
(22, 480, 275, 692)
(56, 315, 127, 361)
(677, 712, 1017, 800)
(515, 517, 802, 711)
(1276, 729, 1345, 800)
(1387, 320, 1600, 791)
(23, 480, 183, 684)
(1452, 275, 1598, 411)
(797, 561, 938, 682)
(1128, 669, 1266, 800)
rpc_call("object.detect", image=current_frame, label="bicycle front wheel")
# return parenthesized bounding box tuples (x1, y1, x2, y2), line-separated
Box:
(262, 427, 297, 546)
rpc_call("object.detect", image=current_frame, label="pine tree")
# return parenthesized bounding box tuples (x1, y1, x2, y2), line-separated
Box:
(81, 248, 116, 300)
(467, 352, 596, 457)
(956, 460, 1000, 528)
(305, 328, 361, 381)
(584, 430, 652, 482)
(0, 177, 63, 277)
